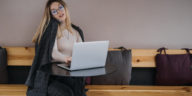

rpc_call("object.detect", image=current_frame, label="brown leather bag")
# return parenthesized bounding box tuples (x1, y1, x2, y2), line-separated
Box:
(155, 47, 192, 85)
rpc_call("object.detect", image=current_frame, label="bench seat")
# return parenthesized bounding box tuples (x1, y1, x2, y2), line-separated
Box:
(0, 85, 192, 96)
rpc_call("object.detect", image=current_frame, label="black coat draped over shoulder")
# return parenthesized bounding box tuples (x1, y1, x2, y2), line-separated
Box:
(25, 18, 85, 96)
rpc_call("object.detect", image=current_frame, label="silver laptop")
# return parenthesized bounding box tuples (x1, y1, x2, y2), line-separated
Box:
(57, 41, 109, 71)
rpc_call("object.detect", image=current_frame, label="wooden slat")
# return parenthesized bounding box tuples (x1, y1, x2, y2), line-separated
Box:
(0, 84, 27, 91)
(4, 47, 35, 66)
(0, 84, 27, 96)
(0, 85, 192, 96)
(132, 49, 157, 67)
(85, 85, 192, 96)
(2, 47, 192, 67)
(0, 92, 26, 96)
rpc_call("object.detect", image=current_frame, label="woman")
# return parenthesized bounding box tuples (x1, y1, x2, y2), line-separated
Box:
(25, 0, 86, 96)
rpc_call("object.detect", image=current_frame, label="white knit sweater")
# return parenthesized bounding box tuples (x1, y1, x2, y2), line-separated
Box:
(51, 28, 82, 62)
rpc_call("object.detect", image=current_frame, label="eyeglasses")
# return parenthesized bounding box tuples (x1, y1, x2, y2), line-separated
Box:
(51, 5, 64, 15)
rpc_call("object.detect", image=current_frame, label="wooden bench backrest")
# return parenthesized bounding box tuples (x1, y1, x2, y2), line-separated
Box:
(3, 47, 192, 67)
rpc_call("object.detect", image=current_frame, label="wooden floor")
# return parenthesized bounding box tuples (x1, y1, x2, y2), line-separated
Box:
(0, 85, 192, 96)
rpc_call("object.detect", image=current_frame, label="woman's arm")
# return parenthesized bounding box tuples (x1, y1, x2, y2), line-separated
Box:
(52, 38, 69, 63)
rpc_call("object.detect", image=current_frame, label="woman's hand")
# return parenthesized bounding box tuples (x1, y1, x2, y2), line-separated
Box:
(64, 56, 72, 66)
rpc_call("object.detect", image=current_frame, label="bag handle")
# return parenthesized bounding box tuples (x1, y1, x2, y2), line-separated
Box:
(181, 48, 192, 55)
(116, 46, 128, 52)
(157, 47, 168, 54)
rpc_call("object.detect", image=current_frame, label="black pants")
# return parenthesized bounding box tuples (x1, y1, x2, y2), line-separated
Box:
(48, 76, 86, 96)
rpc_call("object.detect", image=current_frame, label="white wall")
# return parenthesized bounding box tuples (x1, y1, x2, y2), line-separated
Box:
(0, 0, 192, 49)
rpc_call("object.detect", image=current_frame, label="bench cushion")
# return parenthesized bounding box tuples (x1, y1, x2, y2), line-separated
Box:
(91, 50, 132, 85)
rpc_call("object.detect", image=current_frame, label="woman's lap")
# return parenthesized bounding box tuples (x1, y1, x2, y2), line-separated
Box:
(48, 80, 74, 96)
(48, 76, 86, 96)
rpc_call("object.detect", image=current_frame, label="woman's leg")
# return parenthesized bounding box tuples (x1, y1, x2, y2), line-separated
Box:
(55, 77, 86, 96)
(48, 80, 74, 96)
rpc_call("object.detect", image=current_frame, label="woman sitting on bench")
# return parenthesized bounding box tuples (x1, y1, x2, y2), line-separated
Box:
(25, 0, 86, 96)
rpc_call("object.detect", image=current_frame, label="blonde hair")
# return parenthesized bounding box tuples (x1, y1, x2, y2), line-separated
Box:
(32, 0, 73, 44)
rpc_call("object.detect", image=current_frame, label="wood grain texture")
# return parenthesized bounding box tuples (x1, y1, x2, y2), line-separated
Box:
(85, 85, 192, 96)
(4, 47, 35, 66)
(0, 85, 192, 96)
(0, 84, 27, 96)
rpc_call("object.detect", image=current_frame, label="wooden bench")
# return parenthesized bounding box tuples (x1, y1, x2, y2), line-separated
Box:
(5, 47, 192, 67)
(1, 47, 192, 96)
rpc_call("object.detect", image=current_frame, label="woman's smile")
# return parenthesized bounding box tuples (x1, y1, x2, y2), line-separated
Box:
(59, 14, 64, 18)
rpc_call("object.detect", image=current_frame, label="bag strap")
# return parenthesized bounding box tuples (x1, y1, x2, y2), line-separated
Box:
(116, 46, 128, 52)
(181, 48, 192, 70)
(157, 47, 168, 54)
(181, 48, 192, 55)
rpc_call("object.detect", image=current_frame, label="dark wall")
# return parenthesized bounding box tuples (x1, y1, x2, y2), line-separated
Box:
(8, 66, 156, 85)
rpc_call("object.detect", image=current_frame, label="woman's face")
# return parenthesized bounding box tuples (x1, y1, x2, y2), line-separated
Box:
(50, 2, 66, 23)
